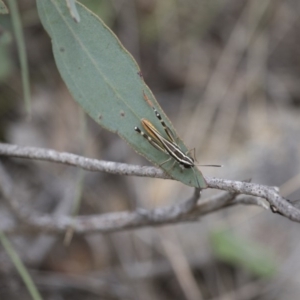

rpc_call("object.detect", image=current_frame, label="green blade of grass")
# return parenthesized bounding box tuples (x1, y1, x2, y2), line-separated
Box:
(7, 0, 31, 115)
(0, 230, 43, 300)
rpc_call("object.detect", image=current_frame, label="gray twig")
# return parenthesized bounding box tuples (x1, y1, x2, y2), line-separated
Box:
(0, 142, 299, 234)
(0, 142, 167, 178)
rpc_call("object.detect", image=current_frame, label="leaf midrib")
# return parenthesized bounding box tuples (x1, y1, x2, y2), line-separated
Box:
(46, 0, 142, 123)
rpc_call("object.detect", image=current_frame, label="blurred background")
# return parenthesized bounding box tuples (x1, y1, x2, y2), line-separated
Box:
(1, 0, 300, 299)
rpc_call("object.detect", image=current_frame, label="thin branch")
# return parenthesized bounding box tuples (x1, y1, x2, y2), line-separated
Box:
(0, 142, 168, 179)
(207, 178, 300, 222)
(0, 142, 300, 229)
(0, 159, 263, 234)
(1, 190, 267, 235)
(0, 167, 202, 233)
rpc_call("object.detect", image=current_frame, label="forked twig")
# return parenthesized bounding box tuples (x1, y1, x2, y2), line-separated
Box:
(0, 142, 299, 235)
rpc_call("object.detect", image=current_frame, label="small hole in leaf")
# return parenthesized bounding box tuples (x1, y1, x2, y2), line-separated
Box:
(120, 111, 125, 117)
(60, 47, 65, 52)
(98, 114, 102, 120)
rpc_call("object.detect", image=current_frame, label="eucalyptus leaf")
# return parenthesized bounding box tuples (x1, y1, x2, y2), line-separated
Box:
(36, 0, 207, 188)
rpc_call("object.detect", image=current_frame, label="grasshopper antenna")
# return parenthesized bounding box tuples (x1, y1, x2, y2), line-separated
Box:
(195, 164, 223, 168)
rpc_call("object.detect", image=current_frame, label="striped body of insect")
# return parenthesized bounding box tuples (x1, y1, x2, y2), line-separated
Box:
(134, 105, 207, 189)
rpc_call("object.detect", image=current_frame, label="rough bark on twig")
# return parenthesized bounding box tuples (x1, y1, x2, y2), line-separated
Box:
(0, 142, 299, 235)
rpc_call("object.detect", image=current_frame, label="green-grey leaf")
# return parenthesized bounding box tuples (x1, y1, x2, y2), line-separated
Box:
(211, 230, 277, 278)
(0, 0, 8, 14)
(36, 0, 207, 188)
